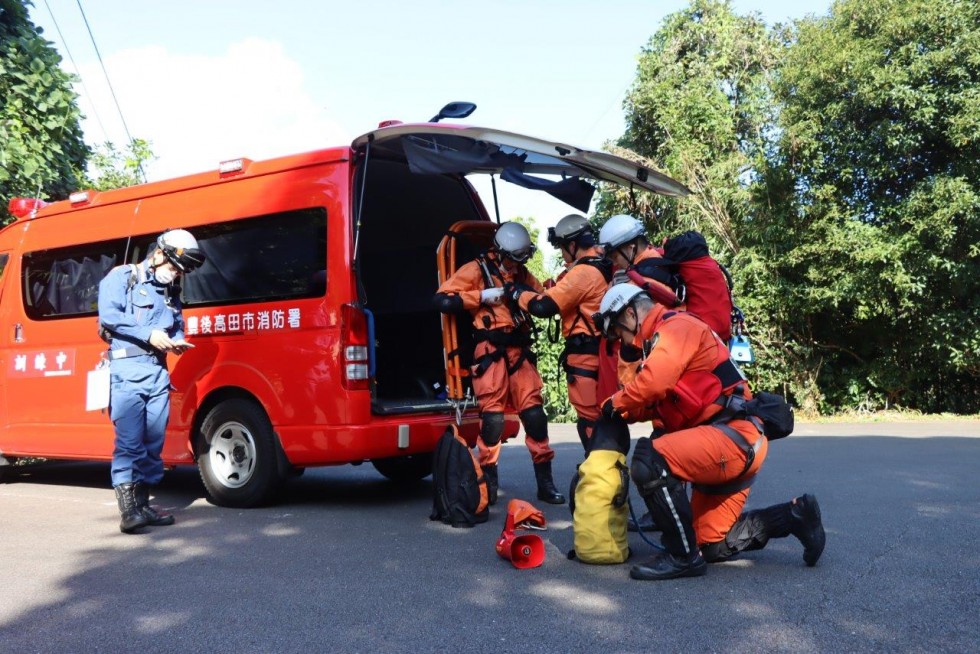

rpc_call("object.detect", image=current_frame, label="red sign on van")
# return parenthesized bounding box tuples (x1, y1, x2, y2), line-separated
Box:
(8, 349, 76, 378)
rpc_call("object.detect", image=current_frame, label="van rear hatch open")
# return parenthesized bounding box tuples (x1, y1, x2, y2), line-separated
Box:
(349, 124, 689, 416)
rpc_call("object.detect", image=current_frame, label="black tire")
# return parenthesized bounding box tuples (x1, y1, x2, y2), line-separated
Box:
(196, 398, 282, 507)
(371, 453, 434, 482)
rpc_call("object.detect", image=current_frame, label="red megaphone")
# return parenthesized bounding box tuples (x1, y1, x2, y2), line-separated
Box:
(495, 512, 545, 569)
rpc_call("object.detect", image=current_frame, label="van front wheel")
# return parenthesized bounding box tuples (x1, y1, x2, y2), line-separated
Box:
(371, 453, 433, 483)
(197, 399, 281, 507)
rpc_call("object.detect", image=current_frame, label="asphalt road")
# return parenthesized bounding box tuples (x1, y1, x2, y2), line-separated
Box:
(2, 420, 978, 654)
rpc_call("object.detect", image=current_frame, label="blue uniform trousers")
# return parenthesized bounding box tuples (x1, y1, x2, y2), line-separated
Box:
(109, 356, 171, 487)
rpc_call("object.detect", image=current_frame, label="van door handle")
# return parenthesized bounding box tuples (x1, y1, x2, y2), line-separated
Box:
(13, 323, 23, 342)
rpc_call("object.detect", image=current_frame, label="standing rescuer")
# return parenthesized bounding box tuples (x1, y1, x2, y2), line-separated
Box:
(97, 229, 205, 534)
(434, 222, 565, 506)
(592, 284, 825, 580)
(510, 214, 611, 451)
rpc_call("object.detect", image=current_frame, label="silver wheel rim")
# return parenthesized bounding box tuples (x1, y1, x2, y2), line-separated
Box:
(207, 420, 257, 489)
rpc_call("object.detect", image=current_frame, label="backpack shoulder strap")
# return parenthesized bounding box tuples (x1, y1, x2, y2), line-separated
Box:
(573, 256, 613, 283)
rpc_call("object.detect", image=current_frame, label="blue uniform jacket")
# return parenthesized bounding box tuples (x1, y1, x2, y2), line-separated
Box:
(97, 261, 185, 353)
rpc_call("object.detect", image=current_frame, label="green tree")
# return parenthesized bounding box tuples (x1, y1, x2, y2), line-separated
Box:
(774, 0, 980, 412)
(87, 139, 153, 190)
(599, 0, 803, 404)
(603, 0, 780, 249)
(0, 0, 89, 225)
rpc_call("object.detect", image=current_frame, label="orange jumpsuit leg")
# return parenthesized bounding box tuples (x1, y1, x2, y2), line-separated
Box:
(565, 352, 600, 423)
(652, 419, 768, 545)
(471, 342, 508, 467)
(504, 346, 553, 464)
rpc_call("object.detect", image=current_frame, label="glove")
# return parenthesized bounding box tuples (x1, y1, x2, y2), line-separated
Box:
(503, 281, 533, 303)
(481, 287, 505, 305)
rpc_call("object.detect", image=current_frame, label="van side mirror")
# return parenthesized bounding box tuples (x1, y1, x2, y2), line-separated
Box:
(429, 101, 477, 123)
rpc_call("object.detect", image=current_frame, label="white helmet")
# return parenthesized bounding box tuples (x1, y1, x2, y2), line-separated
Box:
(547, 213, 592, 247)
(157, 229, 206, 272)
(598, 214, 646, 250)
(493, 222, 536, 263)
(592, 284, 646, 337)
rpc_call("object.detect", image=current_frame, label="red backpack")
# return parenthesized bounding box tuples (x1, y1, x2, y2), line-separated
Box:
(629, 231, 734, 342)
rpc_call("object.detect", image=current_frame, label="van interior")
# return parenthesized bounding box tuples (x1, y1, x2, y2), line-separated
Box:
(356, 159, 486, 415)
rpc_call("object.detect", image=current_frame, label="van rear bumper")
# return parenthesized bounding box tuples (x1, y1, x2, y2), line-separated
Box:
(276, 412, 518, 466)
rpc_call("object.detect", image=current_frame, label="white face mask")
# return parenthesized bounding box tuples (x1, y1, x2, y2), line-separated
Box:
(154, 266, 178, 285)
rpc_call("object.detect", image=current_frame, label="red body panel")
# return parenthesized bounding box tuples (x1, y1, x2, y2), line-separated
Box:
(0, 146, 490, 469)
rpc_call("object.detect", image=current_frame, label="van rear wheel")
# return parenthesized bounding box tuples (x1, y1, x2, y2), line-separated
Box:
(197, 398, 281, 507)
(371, 453, 433, 482)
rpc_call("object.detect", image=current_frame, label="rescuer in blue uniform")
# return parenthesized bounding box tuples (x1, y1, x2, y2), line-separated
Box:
(98, 229, 205, 534)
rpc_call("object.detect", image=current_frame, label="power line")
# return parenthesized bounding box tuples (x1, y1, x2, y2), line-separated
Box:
(75, 0, 147, 183)
(42, 0, 109, 141)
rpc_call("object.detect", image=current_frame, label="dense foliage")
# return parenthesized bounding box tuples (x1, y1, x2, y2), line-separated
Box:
(0, 0, 88, 225)
(593, 0, 980, 414)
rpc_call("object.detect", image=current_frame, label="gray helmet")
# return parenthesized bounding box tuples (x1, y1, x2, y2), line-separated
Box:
(547, 214, 593, 247)
(598, 214, 646, 250)
(493, 222, 536, 263)
(592, 283, 646, 337)
(158, 229, 205, 272)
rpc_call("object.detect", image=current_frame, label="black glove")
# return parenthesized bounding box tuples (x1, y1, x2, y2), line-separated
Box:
(504, 281, 533, 303)
(601, 398, 618, 420)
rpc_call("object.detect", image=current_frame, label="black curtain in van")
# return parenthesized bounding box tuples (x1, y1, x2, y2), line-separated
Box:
(34, 254, 117, 316)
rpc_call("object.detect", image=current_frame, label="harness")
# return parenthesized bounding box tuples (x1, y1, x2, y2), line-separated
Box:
(471, 329, 536, 377)
(556, 256, 611, 384)
(635, 310, 763, 494)
(469, 253, 539, 379)
(476, 253, 534, 331)
(697, 382, 766, 496)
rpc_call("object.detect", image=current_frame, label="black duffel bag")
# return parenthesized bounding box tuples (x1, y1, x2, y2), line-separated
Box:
(745, 391, 794, 440)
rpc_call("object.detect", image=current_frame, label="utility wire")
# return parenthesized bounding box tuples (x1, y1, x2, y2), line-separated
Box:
(75, 0, 147, 183)
(43, 0, 109, 141)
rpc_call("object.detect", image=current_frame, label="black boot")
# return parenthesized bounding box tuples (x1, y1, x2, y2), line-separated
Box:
(790, 494, 825, 566)
(533, 461, 566, 505)
(134, 481, 175, 526)
(629, 551, 707, 581)
(114, 482, 148, 534)
(481, 464, 499, 506)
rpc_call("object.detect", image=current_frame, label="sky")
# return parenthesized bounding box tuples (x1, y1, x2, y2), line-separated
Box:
(27, 0, 831, 262)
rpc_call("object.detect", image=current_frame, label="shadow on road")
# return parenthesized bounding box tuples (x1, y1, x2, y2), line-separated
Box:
(2, 434, 978, 652)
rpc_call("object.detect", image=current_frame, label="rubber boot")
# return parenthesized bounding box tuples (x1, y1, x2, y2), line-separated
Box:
(629, 551, 707, 581)
(533, 461, 566, 505)
(790, 494, 825, 566)
(482, 464, 499, 506)
(114, 482, 148, 534)
(134, 481, 175, 526)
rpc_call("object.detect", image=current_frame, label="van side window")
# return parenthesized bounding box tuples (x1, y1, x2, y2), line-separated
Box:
(180, 207, 327, 307)
(21, 240, 126, 319)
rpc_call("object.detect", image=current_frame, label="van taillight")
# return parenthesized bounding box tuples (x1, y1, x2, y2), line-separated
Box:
(341, 304, 371, 391)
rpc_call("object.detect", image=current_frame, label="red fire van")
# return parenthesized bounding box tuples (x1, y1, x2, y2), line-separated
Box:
(0, 115, 688, 507)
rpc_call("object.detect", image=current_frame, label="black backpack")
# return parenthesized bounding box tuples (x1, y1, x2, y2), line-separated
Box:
(429, 426, 489, 528)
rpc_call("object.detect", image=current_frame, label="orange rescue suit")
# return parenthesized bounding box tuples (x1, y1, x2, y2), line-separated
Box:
(436, 252, 552, 465)
(610, 304, 767, 545)
(516, 248, 608, 423)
